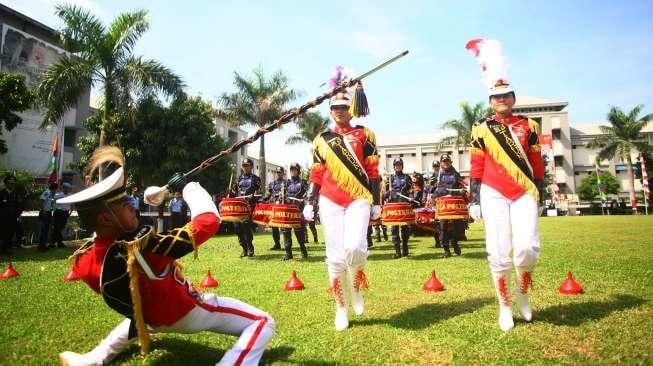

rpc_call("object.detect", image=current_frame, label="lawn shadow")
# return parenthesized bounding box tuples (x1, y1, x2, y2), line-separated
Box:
(406, 252, 442, 261)
(537, 294, 647, 326)
(460, 251, 487, 260)
(353, 296, 494, 330)
(368, 252, 399, 261)
(459, 242, 486, 248)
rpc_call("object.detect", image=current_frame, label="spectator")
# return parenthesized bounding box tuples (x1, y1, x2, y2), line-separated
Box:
(127, 186, 142, 223)
(168, 191, 188, 229)
(38, 183, 58, 251)
(0, 174, 22, 255)
(52, 182, 73, 248)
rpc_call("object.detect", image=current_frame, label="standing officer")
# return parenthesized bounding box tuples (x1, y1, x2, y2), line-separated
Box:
(266, 167, 286, 250)
(384, 158, 413, 258)
(235, 158, 261, 257)
(0, 174, 22, 255)
(434, 154, 465, 257)
(52, 182, 72, 248)
(38, 183, 58, 252)
(281, 163, 309, 260)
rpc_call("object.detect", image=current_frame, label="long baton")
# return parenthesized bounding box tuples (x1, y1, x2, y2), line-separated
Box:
(144, 51, 409, 206)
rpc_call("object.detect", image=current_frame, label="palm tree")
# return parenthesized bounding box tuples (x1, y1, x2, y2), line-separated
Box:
(35, 5, 184, 146)
(587, 104, 652, 212)
(286, 111, 329, 146)
(216, 67, 297, 188)
(435, 101, 491, 150)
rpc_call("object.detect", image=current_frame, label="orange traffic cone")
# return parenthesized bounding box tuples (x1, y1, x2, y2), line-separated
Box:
(284, 271, 305, 291)
(200, 270, 219, 288)
(423, 270, 445, 292)
(1, 262, 19, 279)
(64, 268, 81, 282)
(559, 272, 583, 295)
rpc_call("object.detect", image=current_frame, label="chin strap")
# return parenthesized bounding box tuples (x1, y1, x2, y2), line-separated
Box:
(305, 182, 320, 206)
(369, 178, 381, 205)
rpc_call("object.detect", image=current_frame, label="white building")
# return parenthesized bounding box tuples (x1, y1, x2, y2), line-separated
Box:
(247, 156, 284, 185)
(377, 96, 652, 207)
(0, 4, 90, 185)
(214, 118, 248, 169)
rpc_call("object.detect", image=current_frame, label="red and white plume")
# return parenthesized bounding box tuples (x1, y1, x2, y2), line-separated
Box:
(465, 38, 512, 94)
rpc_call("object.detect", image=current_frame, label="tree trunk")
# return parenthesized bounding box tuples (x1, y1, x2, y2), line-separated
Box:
(259, 134, 266, 190)
(626, 154, 637, 213)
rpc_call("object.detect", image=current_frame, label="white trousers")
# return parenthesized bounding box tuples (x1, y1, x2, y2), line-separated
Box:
(153, 294, 275, 366)
(87, 294, 275, 366)
(319, 196, 370, 274)
(480, 184, 540, 273)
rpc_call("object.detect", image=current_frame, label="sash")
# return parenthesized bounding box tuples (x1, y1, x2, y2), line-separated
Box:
(315, 131, 372, 201)
(485, 119, 534, 182)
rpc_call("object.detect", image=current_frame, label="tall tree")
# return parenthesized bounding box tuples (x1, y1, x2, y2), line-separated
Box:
(73, 94, 230, 194)
(587, 105, 652, 211)
(0, 72, 34, 154)
(576, 170, 620, 202)
(435, 101, 492, 150)
(35, 4, 184, 147)
(216, 67, 297, 188)
(286, 111, 329, 145)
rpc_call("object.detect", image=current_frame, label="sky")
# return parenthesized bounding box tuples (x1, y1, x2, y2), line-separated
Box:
(4, 0, 653, 168)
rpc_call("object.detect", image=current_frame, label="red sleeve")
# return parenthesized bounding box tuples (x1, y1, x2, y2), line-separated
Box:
(470, 125, 485, 179)
(527, 123, 545, 180)
(189, 212, 220, 245)
(309, 163, 325, 186)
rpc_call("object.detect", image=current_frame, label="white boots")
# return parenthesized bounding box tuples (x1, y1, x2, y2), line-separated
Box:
(514, 267, 533, 322)
(329, 272, 349, 331)
(350, 268, 368, 316)
(491, 269, 534, 332)
(59, 318, 133, 366)
(491, 271, 514, 332)
(329, 268, 369, 331)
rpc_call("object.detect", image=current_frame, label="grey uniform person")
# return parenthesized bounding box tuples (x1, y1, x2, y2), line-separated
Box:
(384, 158, 413, 258)
(266, 167, 286, 250)
(281, 163, 309, 260)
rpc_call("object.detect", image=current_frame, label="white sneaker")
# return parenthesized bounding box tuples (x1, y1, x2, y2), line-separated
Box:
(58, 352, 101, 366)
(491, 271, 514, 332)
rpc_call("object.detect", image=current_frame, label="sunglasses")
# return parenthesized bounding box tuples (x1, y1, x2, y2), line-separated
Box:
(330, 105, 349, 111)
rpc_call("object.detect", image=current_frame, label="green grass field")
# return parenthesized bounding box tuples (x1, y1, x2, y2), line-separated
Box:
(1, 216, 652, 365)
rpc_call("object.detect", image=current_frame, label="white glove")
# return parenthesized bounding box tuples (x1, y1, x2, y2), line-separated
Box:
(303, 204, 314, 221)
(469, 204, 482, 220)
(182, 182, 219, 220)
(370, 205, 382, 220)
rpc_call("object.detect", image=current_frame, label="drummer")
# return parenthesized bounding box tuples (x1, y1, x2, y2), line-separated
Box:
(383, 158, 413, 258)
(265, 166, 286, 250)
(235, 158, 261, 257)
(426, 160, 441, 248)
(281, 163, 309, 260)
(433, 154, 465, 257)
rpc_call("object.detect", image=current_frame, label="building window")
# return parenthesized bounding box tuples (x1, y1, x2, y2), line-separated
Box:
(574, 171, 580, 176)
(572, 144, 577, 149)
(64, 128, 76, 147)
(399, 154, 404, 157)
(554, 156, 564, 167)
(552, 128, 561, 140)
(422, 153, 427, 156)
(411, 153, 416, 157)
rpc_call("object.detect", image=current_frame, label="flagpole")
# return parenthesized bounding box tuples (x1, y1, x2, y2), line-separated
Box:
(58, 120, 65, 184)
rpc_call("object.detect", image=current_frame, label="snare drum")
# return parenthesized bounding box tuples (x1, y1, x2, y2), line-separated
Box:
(414, 207, 436, 233)
(434, 195, 468, 220)
(268, 204, 302, 229)
(218, 198, 250, 222)
(381, 202, 415, 226)
(251, 203, 272, 226)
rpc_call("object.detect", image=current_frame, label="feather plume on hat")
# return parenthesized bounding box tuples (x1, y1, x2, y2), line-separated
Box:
(465, 38, 513, 96)
(327, 66, 369, 117)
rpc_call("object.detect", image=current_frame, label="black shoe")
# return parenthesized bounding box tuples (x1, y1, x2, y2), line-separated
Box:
(443, 249, 452, 258)
(434, 241, 442, 248)
(282, 254, 293, 261)
(401, 242, 409, 257)
(38, 245, 49, 252)
(452, 243, 461, 256)
(269, 245, 281, 251)
(247, 244, 254, 257)
(299, 246, 308, 259)
(240, 247, 248, 258)
(57, 242, 66, 248)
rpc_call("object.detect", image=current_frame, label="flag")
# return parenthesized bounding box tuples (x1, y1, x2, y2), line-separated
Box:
(595, 163, 607, 202)
(641, 152, 650, 198)
(47, 134, 59, 185)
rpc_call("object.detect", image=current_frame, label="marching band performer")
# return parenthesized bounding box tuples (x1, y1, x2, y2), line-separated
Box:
(265, 166, 286, 250)
(384, 158, 413, 258)
(426, 160, 441, 248)
(57, 147, 275, 365)
(433, 154, 465, 257)
(282, 163, 309, 260)
(303, 67, 381, 331)
(234, 158, 261, 257)
(466, 38, 545, 331)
